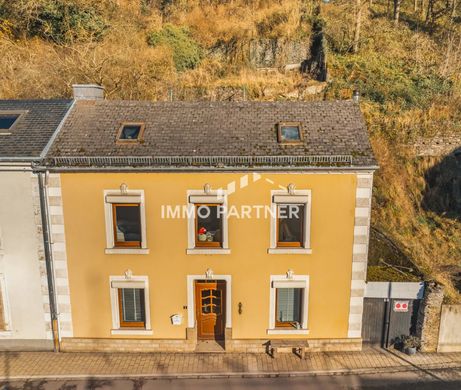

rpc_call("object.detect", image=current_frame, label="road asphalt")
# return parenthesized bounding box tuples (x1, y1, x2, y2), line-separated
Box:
(2, 367, 461, 389)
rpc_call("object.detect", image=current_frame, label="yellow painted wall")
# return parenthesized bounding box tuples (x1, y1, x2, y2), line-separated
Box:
(60, 172, 357, 340)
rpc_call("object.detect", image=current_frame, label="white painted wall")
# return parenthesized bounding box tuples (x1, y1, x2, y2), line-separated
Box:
(0, 171, 50, 346)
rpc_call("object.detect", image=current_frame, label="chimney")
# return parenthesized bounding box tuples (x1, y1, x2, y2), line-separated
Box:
(72, 84, 105, 100)
(352, 89, 360, 104)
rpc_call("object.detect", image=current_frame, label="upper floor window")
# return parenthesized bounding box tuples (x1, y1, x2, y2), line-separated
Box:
(277, 204, 305, 248)
(187, 187, 230, 255)
(104, 187, 148, 254)
(112, 203, 142, 248)
(277, 122, 302, 143)
(195, 204, 223, 248)
(117, 123, 145, 143)
(269, 189, 311, 254)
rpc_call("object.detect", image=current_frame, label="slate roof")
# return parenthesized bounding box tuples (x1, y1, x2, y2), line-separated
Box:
(0, 100, 72, 160)
(46, 99, 377, 169)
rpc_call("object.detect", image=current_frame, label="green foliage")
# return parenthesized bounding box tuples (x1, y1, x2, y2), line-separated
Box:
(330, 54, 452, 109)
(147, 24, 202, 71)
(0, 0, 108, 44)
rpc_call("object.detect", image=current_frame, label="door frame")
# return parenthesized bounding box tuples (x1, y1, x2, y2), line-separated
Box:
(187, 275, 232, 329)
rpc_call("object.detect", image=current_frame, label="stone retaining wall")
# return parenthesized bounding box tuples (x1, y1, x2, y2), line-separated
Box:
(416, 282, 444, 352)
(413, 134, 461, 156)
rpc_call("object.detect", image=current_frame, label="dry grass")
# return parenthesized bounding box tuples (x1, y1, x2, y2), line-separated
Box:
(0, 0, 460, 300)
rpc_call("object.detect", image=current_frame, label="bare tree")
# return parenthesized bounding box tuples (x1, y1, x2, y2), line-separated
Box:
(394, 0, 403, 25)
(353, 0, 363, 53)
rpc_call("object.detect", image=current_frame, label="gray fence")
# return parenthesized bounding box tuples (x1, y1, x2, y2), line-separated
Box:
(437, 305, 461, 352)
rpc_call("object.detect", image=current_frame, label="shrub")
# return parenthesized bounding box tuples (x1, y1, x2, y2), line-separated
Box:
(147, 24, 202, 71)
(329, 54, 452, 109)
(0, 0, 108, 44)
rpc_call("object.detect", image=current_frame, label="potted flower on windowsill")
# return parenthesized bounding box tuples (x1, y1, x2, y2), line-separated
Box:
(402, 335, 420, 355)
(198, 227, 207, 242)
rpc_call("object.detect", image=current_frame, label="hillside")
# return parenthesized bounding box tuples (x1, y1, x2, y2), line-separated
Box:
(1, 0, 460, 300)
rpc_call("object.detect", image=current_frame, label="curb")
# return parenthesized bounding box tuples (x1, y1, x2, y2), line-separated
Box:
(1, 364, 460, 382)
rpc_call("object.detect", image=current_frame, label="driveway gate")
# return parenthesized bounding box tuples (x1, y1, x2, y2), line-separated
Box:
(362, 282, 424, 347)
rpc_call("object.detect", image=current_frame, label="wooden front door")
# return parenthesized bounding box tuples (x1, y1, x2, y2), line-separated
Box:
(195, 280, 226, 340)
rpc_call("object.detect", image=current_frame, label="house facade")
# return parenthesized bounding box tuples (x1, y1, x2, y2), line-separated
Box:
(0, 100, 72, 350)
(37, 89, 377, 352)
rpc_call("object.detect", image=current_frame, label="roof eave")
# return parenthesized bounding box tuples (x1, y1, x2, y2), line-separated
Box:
(33, 164, 379, 173)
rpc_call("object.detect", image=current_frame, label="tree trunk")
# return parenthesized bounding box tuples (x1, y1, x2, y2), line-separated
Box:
(393, 0, 402, 26)
(421, 0, 427, 20)
(414, 0, 418, 12)
(353, 0, 363, 53)
(426, 0, 435, 27)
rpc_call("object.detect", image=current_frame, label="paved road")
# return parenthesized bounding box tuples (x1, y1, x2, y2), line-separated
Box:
(2, 368, 461, 390)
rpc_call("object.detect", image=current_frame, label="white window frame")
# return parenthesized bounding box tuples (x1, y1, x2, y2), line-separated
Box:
(0, 225, 4, 257)
(109, 275, 152, 335)
(268, 189, 312, 254)
(0, 274, 12, 335)
(268, 274, 309, 335)
(103, 189, 149, 254)
(186, 189, 230, 255)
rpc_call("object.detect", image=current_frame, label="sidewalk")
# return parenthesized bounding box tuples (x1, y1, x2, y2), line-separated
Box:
(0, 346, 460, 380)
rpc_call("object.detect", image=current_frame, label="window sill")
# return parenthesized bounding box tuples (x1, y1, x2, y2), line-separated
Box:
(268, 248, 312, 255)
(187, 248, 231, 255)
(267, 328, 310, 335)
(105, 248, 150, 255)
(111, 329, 153, 336)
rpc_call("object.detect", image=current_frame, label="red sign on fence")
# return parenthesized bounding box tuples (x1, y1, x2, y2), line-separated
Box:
(393, 301, 409, 312)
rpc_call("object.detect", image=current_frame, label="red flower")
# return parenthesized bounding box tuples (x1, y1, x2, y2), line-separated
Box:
(198, 227, 207, 234)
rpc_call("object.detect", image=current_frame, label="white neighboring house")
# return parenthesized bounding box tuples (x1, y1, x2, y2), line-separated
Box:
(0, 99, 73, 350)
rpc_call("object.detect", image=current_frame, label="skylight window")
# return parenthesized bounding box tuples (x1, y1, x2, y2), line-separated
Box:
(117, 123, 145, 143)
(0, 114, 21, 135)
(277, 122, 302, 144)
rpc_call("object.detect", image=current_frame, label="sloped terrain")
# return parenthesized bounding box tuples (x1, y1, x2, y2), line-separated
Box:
(1, 0, 460, 300)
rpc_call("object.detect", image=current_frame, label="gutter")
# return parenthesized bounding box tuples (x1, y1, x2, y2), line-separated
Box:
(38, 171, 60, 352)
(34, 165, 379, 173)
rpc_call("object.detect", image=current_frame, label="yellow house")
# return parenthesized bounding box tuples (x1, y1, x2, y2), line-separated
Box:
(40, 86, 378, 353)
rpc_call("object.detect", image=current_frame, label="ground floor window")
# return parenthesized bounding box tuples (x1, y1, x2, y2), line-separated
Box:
(268, 275, 309, 334)
(110, 275, 151, 334)
(118, 288, 146, 328)
(275, 288, 303, 328)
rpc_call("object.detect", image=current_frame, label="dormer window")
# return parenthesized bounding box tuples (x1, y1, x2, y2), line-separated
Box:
(117, 123, 145, 143)
(277, 122, 302, 144)
(0, 113, 21, 135)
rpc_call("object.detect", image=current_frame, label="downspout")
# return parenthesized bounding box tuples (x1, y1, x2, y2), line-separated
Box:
(38, 171, 60, 352)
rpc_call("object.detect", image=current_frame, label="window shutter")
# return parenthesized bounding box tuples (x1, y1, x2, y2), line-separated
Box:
(273, 195, 309, 204)
(112, 280, 145, 289)
(106, 195, 142, 203)
(189, 195, 224, 204)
